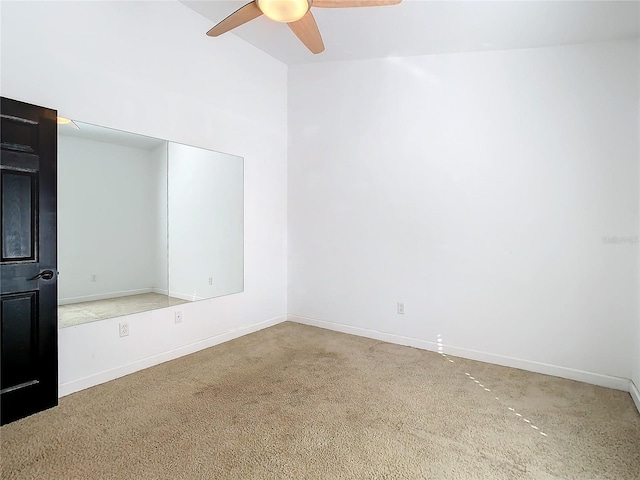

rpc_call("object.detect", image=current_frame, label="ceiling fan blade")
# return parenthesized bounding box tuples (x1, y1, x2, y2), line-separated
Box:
(288, 11, 325, 54)
(206, 1, 263, 37)
(312, 0, 402, 7)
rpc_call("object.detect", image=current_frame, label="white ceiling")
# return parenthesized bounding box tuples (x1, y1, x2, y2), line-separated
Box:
(182, 0, 639, 65)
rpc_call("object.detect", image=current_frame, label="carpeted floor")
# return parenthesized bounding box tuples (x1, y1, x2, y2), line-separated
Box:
(1, 322, 639, 479)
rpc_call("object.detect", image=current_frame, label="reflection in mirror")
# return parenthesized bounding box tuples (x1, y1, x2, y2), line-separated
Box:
(57, 122, 244, 328)
(168, 143, 244, 301)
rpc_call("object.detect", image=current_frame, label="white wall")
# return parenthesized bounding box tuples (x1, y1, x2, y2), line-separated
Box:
(288, 40, 639, 390)
(58, 135, 161, 303)
(168, 142, 244, 301)
(635, 301, 640, 406)
(634, 70, 640, 407)
(634, 284, 640, 407)
(1, 0, 288, 395)
(2, 1, 637, 400)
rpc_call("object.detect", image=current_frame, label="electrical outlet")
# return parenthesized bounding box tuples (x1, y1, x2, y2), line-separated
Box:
(397, 303, 405, 315)
(119, 322, 129, 337)
(208, 277, 213, 285)
(91, 274, 97, 282)
(175, 311, 183, 324)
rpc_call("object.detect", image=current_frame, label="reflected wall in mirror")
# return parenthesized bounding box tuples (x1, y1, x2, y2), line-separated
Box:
(57, 122, 244, 328)
(168, 143, 244, 301)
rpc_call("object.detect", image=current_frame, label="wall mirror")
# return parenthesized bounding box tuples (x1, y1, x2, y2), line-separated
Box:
(57, 121, 244, 328)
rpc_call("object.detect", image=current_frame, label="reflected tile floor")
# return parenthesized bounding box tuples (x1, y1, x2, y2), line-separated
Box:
(58, 293, 189, 328)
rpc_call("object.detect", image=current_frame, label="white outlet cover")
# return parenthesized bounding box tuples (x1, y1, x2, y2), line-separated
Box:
(119, 322, 129, 337)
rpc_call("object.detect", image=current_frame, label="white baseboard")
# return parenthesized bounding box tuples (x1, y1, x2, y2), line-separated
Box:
(630, 380, 640, 414)
(288, 314, 631, 393)
(58, 288, 153, 305)
(58, 315, 287, 397)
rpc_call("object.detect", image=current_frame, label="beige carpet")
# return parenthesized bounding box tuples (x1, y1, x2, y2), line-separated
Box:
(1, 322, 639, 479)
(58, 293, 189, 327)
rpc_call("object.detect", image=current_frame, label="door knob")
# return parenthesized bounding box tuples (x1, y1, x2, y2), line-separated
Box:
(29, 270, 55, 281)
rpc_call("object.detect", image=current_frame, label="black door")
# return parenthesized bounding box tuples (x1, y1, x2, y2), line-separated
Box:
(1, 97, 58, 425)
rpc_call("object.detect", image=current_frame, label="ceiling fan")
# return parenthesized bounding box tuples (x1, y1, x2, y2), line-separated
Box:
(207, 0, 403, 54)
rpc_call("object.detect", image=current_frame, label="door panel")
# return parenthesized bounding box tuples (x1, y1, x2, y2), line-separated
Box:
(2, 171, 37, 261)
(1, 97, 58, 425)
(1, 292, 39, 389)
(1, 114, 39, 155)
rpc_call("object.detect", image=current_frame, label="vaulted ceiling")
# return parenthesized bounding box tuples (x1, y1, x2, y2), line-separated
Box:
(182, 0, 639, 65)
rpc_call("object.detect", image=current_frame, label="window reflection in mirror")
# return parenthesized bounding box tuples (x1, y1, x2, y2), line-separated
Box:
(57, 121, 244, 328)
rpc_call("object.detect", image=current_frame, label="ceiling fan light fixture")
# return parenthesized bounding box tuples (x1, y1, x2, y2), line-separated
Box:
(256, 0, 310, 23)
